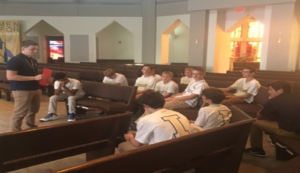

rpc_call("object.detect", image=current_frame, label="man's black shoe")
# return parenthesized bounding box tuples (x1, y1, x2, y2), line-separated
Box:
(244, 147, 266, 157)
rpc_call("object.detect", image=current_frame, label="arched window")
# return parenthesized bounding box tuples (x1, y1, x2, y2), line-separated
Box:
(230, 21, 264, 62)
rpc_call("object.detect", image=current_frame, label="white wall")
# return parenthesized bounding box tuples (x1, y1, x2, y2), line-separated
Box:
(0, 16, 142, 63)
(262, 3, 297, 71)
(156, 14, 190, 64)
(188, 0, 296, 11)
(96, 22, 134, 60)
(0, 4, 142, 17)
(157, 1, 189, 16)
(225, 7, 265, 31)
(169, 24, 189, 63)
(26, 21, 63, 63)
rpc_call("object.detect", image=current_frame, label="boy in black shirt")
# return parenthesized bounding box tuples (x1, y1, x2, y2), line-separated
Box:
(244, 81, 300, 157)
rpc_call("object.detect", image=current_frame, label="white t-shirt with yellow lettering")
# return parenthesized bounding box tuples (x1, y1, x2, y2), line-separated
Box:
(135, 109, 191, 145)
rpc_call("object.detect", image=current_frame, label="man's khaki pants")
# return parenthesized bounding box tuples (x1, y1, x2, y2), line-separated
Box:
(11, 90, 41, 132)
(250, 120, 300, 148)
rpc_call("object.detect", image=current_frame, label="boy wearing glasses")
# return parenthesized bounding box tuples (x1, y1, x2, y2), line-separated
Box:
(219, 67, 261, 105)
(164, 67, 209, 109)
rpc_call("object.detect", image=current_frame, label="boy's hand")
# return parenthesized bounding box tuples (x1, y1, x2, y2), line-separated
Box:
(124, 133, 135, 141)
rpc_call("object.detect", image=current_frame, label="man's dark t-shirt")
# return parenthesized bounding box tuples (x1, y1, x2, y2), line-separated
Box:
(6, 53, 39, 91)
(260, 93, 300, 133)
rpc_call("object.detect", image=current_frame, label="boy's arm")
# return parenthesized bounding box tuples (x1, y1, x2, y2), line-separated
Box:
(227, 93, 251, 99)
(124, 133, 143, 147)
(162, 93, 172, 98)
(166, 93, 197, 101)
(219, 86, 234, 92)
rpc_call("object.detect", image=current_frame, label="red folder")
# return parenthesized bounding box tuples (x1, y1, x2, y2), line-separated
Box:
(39, 68, 52, 86)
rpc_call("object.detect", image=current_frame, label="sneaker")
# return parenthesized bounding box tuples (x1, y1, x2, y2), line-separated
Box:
(68, 113, 76, 122)
(40, 114, 57, 122)
(244, 148, 266, 157)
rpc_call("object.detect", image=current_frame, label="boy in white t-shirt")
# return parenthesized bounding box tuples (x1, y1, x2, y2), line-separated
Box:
(219, 67, 261, 105)
(154, 71, 178, 98)
(103, 68, 128, 86)
(191, 88, 232, 133)
(40, 72, 85, 122)
(164, 67, 209, 110)
(134, 65, 156, 97)
(180, 67, 193, 84)
(118, 91, 191, 152)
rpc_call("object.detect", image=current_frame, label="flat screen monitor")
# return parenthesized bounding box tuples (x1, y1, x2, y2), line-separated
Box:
(49, 40, 64, 59)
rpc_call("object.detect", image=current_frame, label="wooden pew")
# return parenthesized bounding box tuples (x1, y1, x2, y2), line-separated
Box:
(56, 106, 254, 173)
(76, 81, 137, 115)
(0, 70, 11, 101)
(269, 134, 300, 161)
(0, 112, 132, 173)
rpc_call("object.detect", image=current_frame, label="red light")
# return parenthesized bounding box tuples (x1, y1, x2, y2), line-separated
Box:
(236, 7, 245, 13)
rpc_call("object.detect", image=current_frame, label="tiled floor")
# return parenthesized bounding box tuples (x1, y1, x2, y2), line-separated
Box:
(0, 93, 284, 173)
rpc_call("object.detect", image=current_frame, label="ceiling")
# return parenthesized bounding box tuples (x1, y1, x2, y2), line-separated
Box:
(0, 0, 188, 5)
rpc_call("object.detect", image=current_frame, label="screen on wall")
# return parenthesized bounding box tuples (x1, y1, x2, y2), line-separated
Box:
(49, 40, 64, 59)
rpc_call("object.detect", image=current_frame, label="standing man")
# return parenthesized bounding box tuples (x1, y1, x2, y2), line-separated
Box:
(6, 40, 44, 131)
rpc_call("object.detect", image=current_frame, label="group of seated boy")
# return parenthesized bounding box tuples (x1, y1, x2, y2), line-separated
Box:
(39, 65, 300, 158)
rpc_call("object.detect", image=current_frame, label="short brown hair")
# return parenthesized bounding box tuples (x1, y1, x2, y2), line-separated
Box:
(244, 67, 256, 73)
(192, 67, 205, 74)
(137, 91, 165, 109)
(184, 67, 193, 71)
(103, 68, 116, 77)
(161, 71, 173, 78)
(21, 40, 38, 48)
(268, 80, 292, 93)
(201, 88, 225, 104)
(142, 65, 153, 70)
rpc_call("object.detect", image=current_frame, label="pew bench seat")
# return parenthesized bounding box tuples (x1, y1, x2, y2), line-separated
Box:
(233, 86, 269, 118)
(0, 70, 11, 101)
(77, 81, 137, 115)
(0, 83, 11, 101)
(270, 135, 300, 160)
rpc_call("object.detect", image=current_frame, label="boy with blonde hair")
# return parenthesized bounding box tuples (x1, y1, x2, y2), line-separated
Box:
(154, 71, 178, 98)
(103, 68, 128, 86)
(180, 67, 193, 84)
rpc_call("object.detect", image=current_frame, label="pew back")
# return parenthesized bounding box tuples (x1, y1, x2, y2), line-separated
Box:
(0, 112, 132, 173)
(56, 106, 254, 173)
